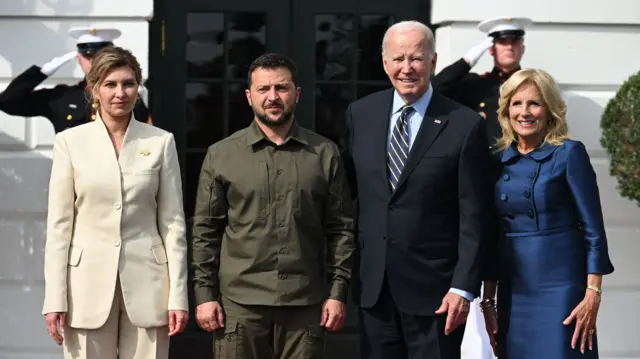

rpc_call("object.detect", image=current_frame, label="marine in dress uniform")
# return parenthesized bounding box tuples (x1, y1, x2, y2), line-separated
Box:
(432, 16, 532, 148)
(0, 27, 151, 134)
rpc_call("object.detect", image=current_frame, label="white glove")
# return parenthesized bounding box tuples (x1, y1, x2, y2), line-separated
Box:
(463, 37, 494, 67)
(40, 51, 77, 76)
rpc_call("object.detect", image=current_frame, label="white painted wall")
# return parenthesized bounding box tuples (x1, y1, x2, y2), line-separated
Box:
(432, 1, 640, 359)
(0, 1, 152, 358)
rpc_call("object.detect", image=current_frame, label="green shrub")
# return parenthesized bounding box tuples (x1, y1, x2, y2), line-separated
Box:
(600, 70, 640, 206)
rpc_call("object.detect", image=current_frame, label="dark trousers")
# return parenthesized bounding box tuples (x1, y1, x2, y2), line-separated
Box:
(215, 295, 325, 359)
(359, 278, 465, 359)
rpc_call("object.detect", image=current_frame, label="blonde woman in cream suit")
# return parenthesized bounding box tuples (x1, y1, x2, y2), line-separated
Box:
(42, 45, 188, 359)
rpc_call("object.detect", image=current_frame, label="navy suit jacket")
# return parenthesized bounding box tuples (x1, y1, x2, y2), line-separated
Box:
(344, 88, 495, 315)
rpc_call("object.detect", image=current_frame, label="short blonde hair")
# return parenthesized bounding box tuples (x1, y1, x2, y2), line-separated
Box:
(87, 46, 143, 103)
(494, 68, 569, 152)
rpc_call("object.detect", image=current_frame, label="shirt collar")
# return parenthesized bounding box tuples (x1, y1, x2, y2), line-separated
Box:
(391, 82, 433, 117)
(246, 120, 309, 147)
(501, 141, 559, 163)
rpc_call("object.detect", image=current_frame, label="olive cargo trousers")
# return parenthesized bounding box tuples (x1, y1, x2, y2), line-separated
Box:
(215, 296, 326, 359)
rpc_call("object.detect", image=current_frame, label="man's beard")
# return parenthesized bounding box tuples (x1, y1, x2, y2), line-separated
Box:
(254, 103, 296, 129)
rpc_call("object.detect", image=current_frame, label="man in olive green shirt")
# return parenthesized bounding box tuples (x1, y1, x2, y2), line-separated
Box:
(191, 52, 356, 359)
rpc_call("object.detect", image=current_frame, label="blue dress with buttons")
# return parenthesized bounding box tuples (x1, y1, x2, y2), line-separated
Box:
(494, 140, 614, 359)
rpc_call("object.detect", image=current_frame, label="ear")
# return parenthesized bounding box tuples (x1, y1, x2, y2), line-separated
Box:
(91, 86, 99, 104)
(488, 46, 496, 57)
(382, 54, 389, 76)
(295, 86, 301, 104)
(245, 88, 252, 106)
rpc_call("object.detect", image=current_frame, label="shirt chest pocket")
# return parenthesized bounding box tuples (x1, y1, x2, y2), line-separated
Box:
(292, 158, 328, 215)
(226, 162, 271, 221)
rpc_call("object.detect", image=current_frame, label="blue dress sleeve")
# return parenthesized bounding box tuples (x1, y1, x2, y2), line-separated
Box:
(566, 142, 614, 275)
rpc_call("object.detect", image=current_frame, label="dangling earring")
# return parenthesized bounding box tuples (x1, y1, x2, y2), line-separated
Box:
(91, 101, 99, 121)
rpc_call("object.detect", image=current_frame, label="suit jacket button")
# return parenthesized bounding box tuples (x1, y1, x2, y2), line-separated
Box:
(500, 193, 508, 201)
(114, 203, 122, 210)
(527, 209, 535, 218)
(114, 240, 120, 247)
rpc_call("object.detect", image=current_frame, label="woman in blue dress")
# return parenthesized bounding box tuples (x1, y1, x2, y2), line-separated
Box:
(479, 68, 615, 359)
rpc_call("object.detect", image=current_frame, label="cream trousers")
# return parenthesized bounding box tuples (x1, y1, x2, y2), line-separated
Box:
(62, 277, 169, 359)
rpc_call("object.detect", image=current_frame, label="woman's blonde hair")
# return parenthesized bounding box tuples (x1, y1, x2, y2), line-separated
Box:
(494, 68, 569, 152)
(86, 46, 143, 104)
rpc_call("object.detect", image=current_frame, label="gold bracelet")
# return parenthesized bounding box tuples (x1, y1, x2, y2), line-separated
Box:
(479, 298, 496, 312)
(587, 285, 602, 295)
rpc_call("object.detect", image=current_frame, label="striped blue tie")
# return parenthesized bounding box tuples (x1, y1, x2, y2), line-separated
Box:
(388, 105, 414, 191)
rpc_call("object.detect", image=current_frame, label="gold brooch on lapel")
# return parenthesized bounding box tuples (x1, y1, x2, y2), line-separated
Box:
(139, 149, 151, 156)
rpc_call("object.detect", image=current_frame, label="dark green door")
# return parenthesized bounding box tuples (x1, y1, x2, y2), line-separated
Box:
(178, 1, 291, 220)
(290, 0, 429, 149)
(149, 0, 431, 358)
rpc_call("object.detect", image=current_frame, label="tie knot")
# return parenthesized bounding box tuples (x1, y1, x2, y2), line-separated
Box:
(401, 105, 414, 117)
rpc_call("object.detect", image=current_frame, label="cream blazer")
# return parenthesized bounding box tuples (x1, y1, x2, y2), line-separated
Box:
(42, 115, 188, 329)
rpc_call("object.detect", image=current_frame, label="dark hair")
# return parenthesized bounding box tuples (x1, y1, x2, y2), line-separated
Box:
(86, 46, 142, 101)
(247, 53, 298, 87)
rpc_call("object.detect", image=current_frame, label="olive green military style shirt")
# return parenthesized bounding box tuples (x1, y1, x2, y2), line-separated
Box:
(191, 120, 356, 307)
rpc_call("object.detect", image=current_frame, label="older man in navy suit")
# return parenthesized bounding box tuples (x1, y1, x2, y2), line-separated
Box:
(343, 20, 495, 359)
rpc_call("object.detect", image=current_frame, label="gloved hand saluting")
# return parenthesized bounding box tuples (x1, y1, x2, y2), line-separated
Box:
(41, 51, 77, 76)
(463, 37, 494, 67)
